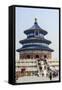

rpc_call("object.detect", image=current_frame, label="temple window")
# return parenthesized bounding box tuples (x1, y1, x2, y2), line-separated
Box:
(35, 55, 39, 58)
(36, 31, 38, 35)
(27, 55, 30, 59)
(35, 30, 39, 37)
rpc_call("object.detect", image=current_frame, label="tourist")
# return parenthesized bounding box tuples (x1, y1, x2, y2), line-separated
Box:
(49, 72, 52, 80)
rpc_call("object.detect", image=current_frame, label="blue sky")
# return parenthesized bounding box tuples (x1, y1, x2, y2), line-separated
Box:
(16, 7, 59, 60)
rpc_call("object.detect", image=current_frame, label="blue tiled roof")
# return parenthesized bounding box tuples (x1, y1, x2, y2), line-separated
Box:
(22, 44, 48, 48)
(24, 21, 47, 35)
(17, 45, 54, 52)
(19, 38, 51, 45)
(17, 19, 54, 53)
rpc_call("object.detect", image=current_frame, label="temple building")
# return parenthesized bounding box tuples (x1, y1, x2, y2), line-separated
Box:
(16, 18, 58, 80)
(17, 18, 54, 59)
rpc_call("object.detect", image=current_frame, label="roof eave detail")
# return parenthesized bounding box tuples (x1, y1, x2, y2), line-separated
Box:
(24, 29, 48, 35)
(19, 38, 51, 45)
(16, 48, 54, 52)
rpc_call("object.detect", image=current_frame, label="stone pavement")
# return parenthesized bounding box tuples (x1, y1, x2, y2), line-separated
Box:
(16, 75, 59, 83)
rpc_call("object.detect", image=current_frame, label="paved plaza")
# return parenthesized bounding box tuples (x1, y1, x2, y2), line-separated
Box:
(16, 75, 59, 83)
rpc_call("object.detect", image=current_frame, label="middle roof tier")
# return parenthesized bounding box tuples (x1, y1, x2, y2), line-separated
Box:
(19, 37, 51, 45)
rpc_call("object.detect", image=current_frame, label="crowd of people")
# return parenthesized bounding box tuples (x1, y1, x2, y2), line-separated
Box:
(36, 55, 59, 80)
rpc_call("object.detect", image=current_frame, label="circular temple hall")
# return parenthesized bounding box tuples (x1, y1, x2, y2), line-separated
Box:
(17, 18, 54, 59)
(15, 18, 59, 80)
(16, 18, 59, 81)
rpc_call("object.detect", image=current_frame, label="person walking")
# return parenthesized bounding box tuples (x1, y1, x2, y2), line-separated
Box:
(49, 72, 52, 80)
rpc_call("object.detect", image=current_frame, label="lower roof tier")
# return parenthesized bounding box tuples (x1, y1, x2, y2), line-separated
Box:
(17, 45, 54, 52)
(19, 37, 51, 45)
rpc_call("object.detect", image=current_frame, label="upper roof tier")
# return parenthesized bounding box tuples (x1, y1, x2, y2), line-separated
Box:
(24, 18, 48, 35)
